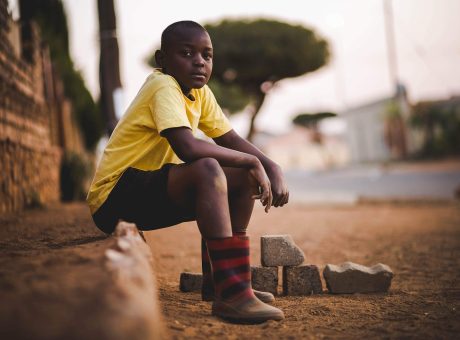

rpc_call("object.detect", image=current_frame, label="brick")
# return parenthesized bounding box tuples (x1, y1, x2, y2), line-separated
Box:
(261, 235, 305, 267)
(251, 266, 278, 295)
(0, 8, 85, 214)
(323, 262, 394, 294)
(179, 272, 202, 292)
(283, 265, 323, 295)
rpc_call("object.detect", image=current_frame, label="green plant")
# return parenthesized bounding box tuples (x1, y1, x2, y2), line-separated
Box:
(410, 100, 460, 157)
(60, 151, 91, 201)
(19, 0, 104, 150)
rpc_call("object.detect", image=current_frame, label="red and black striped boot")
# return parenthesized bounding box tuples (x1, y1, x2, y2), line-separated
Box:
(201, 238, 275, 303)
(205, 235, 284, 323)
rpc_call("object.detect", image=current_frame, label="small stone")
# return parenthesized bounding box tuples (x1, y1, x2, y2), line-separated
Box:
(283, 265, 323, 295)
(251, 266, 278, 295)
(323, 262, 394, 294)
(261, 235, 305, 267)
(179, 272, 202, 292)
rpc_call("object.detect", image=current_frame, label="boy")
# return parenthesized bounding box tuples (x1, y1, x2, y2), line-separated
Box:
(87, 21, 289, 323)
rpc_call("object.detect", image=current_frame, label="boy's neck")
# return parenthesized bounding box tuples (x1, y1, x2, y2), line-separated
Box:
(181, 86, 195, 101)
(158, 68, 195, 100)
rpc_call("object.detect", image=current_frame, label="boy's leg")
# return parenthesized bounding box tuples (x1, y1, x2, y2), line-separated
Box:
(168, 160, 256, 236)
(167, 158, 283, 322)
(167, 158, 232, 239)
(200, 166, 275, 302)
(205, 235, 284, 322)
(221, 167, 256, 234)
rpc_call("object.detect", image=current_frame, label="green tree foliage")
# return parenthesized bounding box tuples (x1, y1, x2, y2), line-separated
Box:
(19, 0, 104, 150)
(205, 19, 330, 140)
(293, 112, 336, 128)
(292, 112, 336, 144)
(206, 79, 252, 114)
(411, 100, 460, 157)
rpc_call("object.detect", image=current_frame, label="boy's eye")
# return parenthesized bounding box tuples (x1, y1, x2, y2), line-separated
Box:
(182, 50, 192, 57)
(203, 53, 213, 61)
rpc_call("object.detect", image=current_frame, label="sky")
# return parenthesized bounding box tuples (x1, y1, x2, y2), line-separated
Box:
(10, 0, 460, 134)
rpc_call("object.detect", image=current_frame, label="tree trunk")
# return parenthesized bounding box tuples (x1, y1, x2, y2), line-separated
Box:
(97, 0, 121, 136)
(246, 93, 266, 142)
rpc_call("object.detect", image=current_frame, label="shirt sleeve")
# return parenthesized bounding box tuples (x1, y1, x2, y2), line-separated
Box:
(149, 85, 192, 133)
(198, 85, 233, 138)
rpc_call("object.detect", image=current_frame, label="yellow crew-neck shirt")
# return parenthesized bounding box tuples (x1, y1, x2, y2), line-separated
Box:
(86, 69, 232, 214)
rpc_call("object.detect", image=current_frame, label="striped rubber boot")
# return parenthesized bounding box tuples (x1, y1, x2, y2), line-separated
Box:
(205, 235, 284, 323)
(201, 237, 275, 303)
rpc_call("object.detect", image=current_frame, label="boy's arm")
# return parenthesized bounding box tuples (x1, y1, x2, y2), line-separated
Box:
(214, 129, 289, 208)
(162, 127, 273, 212)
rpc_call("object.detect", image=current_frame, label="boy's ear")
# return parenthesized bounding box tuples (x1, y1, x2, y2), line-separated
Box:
(154, 50, 164, 67)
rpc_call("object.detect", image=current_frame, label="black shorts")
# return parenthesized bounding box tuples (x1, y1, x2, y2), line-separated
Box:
(92, 164, 195, 234)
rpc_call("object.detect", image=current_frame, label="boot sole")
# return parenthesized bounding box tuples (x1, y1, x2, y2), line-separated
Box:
(212, 301, 284, 324)
(203, 290, 275, 303)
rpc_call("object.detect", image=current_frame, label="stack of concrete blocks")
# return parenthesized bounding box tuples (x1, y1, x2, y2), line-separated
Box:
(180, 235, 394, 295)
(253, 235, 323, 296)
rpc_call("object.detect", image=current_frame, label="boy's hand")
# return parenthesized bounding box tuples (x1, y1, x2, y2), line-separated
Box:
(248, 161, 273, 213)
(266, 164, 289, 208)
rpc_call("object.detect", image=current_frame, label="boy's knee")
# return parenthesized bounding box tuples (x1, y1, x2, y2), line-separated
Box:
(193, 158, 227, 190)
(195, 157, 221, 174)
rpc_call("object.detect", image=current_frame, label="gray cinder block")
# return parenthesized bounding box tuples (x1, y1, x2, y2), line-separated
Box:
(323, 262, 394, 294)
(251, 266, 278, 295)
(261, 235, 305, 267)
(179, 272, 202, 292)
(283, 265, 323, 295)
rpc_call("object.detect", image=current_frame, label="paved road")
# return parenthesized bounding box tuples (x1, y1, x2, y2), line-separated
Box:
(285, 164, 460, 204)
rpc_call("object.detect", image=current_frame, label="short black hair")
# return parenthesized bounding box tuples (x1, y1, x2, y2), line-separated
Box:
(161, 21, 207, 51)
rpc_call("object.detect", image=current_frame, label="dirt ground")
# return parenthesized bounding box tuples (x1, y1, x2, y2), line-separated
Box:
(0, 201, 459, 339)
(146, 202, 460, 339)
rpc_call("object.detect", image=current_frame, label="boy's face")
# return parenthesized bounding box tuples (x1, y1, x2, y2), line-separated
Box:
(160, 29, 213, 95)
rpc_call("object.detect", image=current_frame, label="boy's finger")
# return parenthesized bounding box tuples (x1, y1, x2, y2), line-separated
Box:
(275, 193, 284, 207)
(260, 187, 267, 206)
(277, 191, 286, 207)
(261, 183, 269, 200)
(265, 188, 273, 213)
(280, 193, 288, 207)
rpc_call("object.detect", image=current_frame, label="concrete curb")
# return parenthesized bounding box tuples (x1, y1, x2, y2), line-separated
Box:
(103, 221, 167, 340)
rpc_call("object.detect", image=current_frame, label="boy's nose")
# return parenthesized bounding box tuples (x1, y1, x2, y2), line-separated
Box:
(193, 55, 205, 66)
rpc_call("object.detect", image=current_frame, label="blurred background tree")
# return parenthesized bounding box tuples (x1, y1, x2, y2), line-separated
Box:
(205, 19, 329, 141)
(410, 100, 460, 157)
(292, 112, 336, 144)
(19, 0, 104, 151)
(148, 18, 329, 141)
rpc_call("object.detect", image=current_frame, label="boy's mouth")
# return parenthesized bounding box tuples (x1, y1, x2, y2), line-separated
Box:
(190, 73, 207, 80)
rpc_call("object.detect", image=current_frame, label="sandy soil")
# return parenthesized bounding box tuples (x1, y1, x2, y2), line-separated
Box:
(0, 202, 459, 339)
(0, 204, 111, 339)
(146, 202, 460, 339)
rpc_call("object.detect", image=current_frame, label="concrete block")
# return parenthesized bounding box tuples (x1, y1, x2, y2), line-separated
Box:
(283, 265, 323, 295)
(179, 272, 202, 292)
(251, 266, 278, 295)
(323, 262, 394, 294)
(261, 235, 305, 267)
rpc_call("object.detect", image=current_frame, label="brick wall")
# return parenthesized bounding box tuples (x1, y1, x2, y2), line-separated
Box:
(0, 0, 86, 213)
